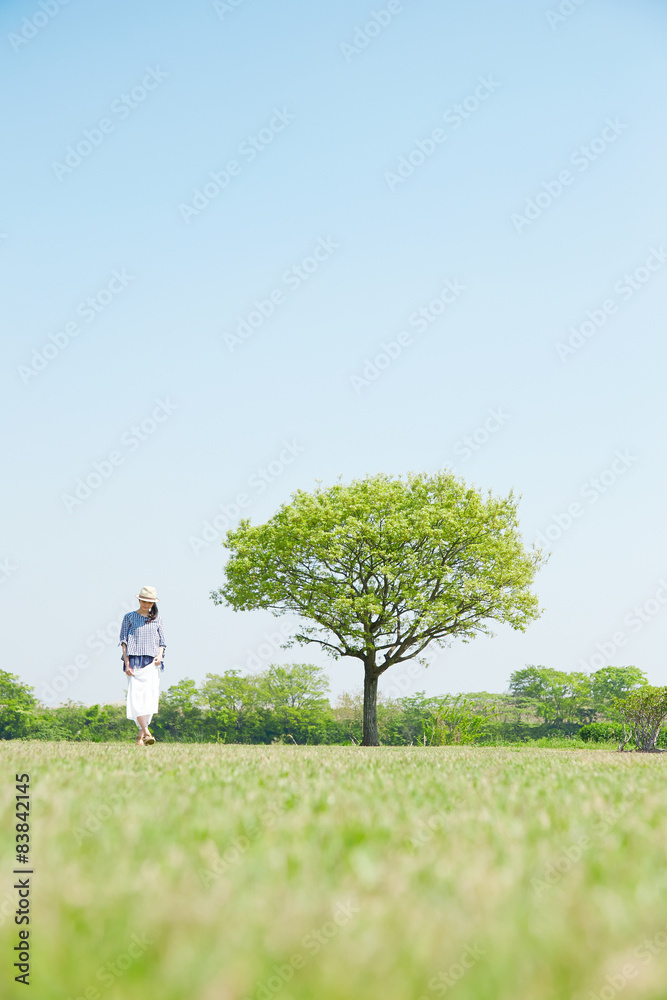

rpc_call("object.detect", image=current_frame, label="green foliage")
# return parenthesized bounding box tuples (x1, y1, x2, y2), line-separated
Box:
(0, 668, 36, 708)
(579, 722, 625, 744)
(421, 695, 492, 745)
(508, 665, 647, 727)
(259, 663, 330, 709)
(615, 686, 667, 752)
(509, 665, 580, 723)
(510, 735, 601, 749)
(213, 470, 545, 744)
(41, 701, 132, 742)
(591, 666, 647, 719)
(0, 705, 36, 740)
(0, 670, 40, 739)
(1, 662, 655, 747)
(24, 714, 78, 741)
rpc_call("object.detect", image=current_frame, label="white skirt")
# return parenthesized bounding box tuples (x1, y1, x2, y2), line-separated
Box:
(126, 662, 160, 726)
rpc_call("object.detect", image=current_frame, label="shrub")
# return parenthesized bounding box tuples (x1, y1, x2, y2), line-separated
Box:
(422, 696, 492, 746)
(579, 722, 624, 743)
(615, 686, 667, 752)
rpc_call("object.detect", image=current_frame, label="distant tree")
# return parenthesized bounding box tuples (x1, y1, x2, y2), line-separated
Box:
(42, 701, 89, 741)
(592, 666, 647, 717)
(393, 692, 432, 745)
(162, 678, 201, 713)
(508, 665, 552, 702)
(200, 669, 257, 713)
(213, 471, 544, 745)
(0, 670, 38, 739)
(509, 666, 584, 724)
(510, 664, 649, 726)
(617, 686, 667, 752)
(0, 670, 36, 709)
(332, 691, 364, 745)
(258, 664, 330, 710)
(156, 679, 203, 740)
(569, 672, 596, 725)
(199, 669, 260, 740)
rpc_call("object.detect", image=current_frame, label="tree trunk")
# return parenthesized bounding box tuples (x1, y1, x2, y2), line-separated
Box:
(361, 660, 379, 746)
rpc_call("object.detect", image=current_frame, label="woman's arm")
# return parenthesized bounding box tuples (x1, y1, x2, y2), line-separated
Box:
(157, 618, 166, 653)
(119, 615, 133, 674)
(121, 641, 132, 675)
(155, 618, 166, 666)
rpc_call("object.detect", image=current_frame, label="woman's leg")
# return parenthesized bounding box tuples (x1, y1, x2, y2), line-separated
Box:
(137, 714, 150, 737)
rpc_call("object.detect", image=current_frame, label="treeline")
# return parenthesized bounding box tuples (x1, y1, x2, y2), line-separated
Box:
(0, 663, 651, 744)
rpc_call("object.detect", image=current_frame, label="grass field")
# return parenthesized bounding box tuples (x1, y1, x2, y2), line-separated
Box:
(3, 744, 667, 1000)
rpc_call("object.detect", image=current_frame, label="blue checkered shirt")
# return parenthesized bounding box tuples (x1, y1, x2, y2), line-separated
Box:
(119, 612, 166, 659)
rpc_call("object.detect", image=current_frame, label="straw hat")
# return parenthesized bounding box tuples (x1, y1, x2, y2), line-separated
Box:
(136, 585, 159, 603)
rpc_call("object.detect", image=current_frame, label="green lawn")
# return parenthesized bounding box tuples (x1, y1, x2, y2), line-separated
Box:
(3, 743, 667, 1000)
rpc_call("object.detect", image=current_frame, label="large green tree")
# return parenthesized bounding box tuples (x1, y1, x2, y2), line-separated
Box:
(212, 471, 544, 745)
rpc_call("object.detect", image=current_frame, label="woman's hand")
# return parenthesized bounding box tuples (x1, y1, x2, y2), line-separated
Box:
(153, 656, 162, 667)
(125, 663, 134, 676)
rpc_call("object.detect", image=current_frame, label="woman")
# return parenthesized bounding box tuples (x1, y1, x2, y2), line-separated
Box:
(119, 585, 166, 746)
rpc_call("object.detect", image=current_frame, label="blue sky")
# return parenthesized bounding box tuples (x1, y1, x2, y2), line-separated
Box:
(3, 0, 667, 709)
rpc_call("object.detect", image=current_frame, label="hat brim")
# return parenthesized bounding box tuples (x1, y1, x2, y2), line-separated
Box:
(136, 594, 159, 602)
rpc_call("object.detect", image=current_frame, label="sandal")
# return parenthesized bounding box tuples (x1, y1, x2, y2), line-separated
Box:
(136, 736, 145, 746)
(143, 733, 155, 745)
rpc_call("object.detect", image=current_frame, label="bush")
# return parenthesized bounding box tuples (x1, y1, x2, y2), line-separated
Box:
(616, 686, 667, 752)
(579, 722, 624, 743)
(422, 696, 491, 746)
